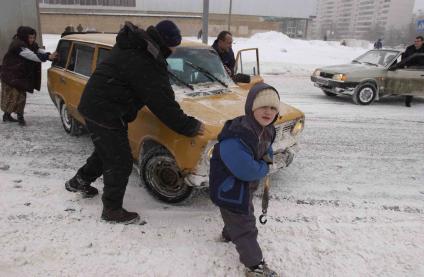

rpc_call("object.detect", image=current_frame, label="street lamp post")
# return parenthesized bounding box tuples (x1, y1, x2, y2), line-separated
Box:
(202, 0, 209, 44)
(228, 0, 233, 31)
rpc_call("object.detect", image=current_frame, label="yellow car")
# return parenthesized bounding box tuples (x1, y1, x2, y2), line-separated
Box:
(47, 34, 304, 203)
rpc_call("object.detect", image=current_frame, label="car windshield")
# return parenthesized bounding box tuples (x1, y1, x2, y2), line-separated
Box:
(353, 50, 399, 67)
(167, 48, 232, 87)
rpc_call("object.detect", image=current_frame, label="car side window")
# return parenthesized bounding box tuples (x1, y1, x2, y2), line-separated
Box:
(67, 43, 95, 77)
(52, 40, 71, 68)
(96, 48, 110, 66)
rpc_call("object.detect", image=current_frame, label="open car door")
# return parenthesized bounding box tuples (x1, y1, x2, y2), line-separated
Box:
(385, 53, 424, 97)
(234, 48, 263, 90)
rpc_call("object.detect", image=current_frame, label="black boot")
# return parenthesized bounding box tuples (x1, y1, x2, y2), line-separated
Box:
(405, 96, 413, 107)
(65, 174, 99, 198)
(101, 208, 140, 224)
(17, 113, 26, 126)
(3, 112, 18, 122)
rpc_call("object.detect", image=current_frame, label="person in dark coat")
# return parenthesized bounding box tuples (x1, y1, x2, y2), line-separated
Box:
(212, 31, 236, 77)
(1, 26, 56, 125)
(401, 36, 424, 107)
(374, 39, 383, 49)
(65, 20, 204, 224)
(209, 83, 280, 277)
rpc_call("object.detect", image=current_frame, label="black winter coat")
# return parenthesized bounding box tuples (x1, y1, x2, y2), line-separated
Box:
(212, 40, 236, 77)
(78, 22, 201, 136)
(1, 39, 44, 92)
(401, 45, 424, 66)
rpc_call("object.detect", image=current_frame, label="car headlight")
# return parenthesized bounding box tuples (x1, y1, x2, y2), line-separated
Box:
(332, 73, 348, 81)
(291, 118, 304, 136)
(313, 69, 321, 76)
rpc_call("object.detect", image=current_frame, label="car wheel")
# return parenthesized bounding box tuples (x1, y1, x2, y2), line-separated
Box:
(353, 83, 377, 105)
(323, 90, 337, 97)
(140, 146, 193, 203)
(60, 102, 80, 136)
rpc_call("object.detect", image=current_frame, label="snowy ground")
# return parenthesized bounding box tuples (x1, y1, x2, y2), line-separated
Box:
(0, 34, 423, 277)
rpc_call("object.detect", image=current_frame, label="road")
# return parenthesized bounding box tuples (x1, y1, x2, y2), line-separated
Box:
(0, 74, 423, 276)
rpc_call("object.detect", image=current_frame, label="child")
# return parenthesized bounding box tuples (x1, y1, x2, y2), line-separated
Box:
(209, 83, 280, 277)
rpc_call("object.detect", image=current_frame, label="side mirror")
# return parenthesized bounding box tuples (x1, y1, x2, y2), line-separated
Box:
(233, 73, 251, 83)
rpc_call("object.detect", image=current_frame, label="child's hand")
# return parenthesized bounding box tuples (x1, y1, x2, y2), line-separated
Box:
(262, 153, 273, 165)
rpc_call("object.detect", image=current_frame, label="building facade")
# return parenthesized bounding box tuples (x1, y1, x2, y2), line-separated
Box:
(37, 0, 317, 38)
(312, 0, 415, 40)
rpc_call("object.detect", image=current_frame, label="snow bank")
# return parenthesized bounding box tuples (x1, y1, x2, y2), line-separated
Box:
(188, 32, 372, 75)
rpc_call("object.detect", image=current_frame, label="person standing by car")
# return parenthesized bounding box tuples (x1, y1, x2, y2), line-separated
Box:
(212, 31, 236, 77)
(65, 20, 205, 224)
(401, 36, 424, 107)
(1, 26, 56, 125)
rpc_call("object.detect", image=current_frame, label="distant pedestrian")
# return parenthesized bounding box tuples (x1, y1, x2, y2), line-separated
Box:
(374, 38, 383, 49)
(341, 40, 347, 46)
(209, 83, 281, 277)
(77, 24, 83, 33)
(1, 26, 57, 125)
(197, 29, 202, 40)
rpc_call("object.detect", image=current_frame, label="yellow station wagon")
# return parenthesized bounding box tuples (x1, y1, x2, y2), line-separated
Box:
(48, 34, 305, 203)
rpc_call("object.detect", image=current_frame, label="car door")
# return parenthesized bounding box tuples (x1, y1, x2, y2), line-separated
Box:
(64, 42, 95, 122)
(48, 40, 72, 108)
(234, 48, 263, 89)
(385, 54, 424, 96)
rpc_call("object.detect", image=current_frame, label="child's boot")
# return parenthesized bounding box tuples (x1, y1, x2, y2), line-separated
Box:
(245, 260, 279, 277)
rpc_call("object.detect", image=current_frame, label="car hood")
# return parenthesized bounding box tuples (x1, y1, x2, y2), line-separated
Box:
(176, 84, 303, 128)
(319, 63, 381, 74)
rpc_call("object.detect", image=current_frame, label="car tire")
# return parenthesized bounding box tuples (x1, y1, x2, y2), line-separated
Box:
(323, 90, 337, 97)
(353, 83, 377, 105)
(140, 146, 193, 203)
(60, 101, 80, 136)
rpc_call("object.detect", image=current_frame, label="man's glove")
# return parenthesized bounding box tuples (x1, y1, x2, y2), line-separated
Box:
(262, 153, 273, 165)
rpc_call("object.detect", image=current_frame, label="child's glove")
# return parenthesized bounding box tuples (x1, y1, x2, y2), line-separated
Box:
(262, 153, 273, 165)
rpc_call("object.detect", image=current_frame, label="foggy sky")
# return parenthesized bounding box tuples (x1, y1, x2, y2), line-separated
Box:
(414, 0, 424, 11)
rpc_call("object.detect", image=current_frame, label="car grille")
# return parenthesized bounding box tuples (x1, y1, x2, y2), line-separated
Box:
(319, 72, 333, 79)
(275, 120, 296, 141)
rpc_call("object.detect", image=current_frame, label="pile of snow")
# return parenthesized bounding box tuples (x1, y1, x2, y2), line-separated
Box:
(43, 32, 372, 76)
(189, 31, 372, 75)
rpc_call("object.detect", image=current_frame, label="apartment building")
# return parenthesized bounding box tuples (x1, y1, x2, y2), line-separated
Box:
(312, 0, 415, 39)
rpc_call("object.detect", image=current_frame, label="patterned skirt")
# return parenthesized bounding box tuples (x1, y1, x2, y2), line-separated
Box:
(1, 81, 26, 114)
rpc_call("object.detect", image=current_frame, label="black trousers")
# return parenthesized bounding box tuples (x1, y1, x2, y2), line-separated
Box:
(405, 96, 413, 106)
(219, 188, 263, 267)
(77, 120, 133, 210)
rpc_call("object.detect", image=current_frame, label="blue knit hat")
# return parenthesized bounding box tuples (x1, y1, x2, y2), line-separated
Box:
(156, 20, 182, 47)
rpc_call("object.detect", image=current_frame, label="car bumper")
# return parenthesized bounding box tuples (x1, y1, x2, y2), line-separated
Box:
(311, 76, 358, 96)
(184, 144, 298, 187)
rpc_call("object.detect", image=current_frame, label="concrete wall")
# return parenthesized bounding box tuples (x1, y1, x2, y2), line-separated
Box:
(0, 0, 42, 63)
(39, 12, 282, 37)
(39, 0, 317, 19)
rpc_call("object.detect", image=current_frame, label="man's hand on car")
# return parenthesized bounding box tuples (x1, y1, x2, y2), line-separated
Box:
(197, 123, 206, 135)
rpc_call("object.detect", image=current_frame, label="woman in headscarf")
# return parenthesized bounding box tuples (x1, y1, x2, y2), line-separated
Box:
(1, 26, 57, 125)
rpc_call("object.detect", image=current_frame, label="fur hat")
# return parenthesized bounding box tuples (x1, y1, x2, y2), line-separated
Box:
(155, 20, 182, 47)
(251, 89, 280, 112)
